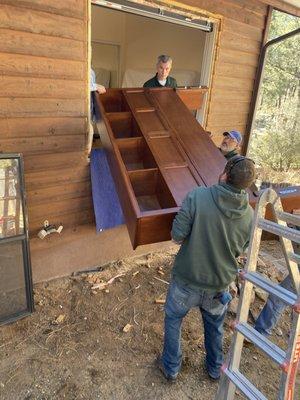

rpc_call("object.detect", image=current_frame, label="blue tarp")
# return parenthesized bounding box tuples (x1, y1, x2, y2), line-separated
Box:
(90, 149, 124, 232)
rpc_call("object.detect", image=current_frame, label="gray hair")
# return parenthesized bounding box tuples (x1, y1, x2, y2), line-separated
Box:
(157, 55, 172, 65)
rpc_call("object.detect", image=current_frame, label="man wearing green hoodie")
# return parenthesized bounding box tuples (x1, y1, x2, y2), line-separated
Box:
(159, 156, 256, 382)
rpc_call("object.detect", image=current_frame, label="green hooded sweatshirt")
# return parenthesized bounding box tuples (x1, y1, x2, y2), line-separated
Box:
(171, 183, 253, 292)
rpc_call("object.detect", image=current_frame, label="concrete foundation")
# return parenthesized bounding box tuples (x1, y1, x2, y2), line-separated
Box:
(30, 223, 173, 282)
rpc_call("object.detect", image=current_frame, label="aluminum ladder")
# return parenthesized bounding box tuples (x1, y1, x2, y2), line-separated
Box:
(215, 188, 300, 400)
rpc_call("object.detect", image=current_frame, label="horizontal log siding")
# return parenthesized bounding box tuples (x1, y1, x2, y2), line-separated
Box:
(3, 0, 293, 239)
(0, 0, 90, 235)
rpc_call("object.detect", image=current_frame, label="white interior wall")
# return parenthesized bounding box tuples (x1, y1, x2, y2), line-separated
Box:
(124, 14, 205, 72)
(91, 5, 206, 87)
(91, 7, 126, 86)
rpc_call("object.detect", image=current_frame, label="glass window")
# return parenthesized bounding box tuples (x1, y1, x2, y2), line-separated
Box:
(248, 11, 300, 188)
(0, 159, 24, 238)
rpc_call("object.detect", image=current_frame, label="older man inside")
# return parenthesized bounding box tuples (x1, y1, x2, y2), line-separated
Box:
(143, 55, 177, 88)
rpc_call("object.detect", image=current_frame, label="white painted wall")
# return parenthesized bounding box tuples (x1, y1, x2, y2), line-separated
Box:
(124, 14, 205, 72)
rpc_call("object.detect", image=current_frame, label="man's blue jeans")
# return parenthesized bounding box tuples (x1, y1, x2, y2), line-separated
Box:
(255, 274, 296, 336)
(161, 279, 228, 379)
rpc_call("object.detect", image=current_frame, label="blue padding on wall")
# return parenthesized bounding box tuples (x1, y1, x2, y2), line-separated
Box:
(90, 149, 124, 231)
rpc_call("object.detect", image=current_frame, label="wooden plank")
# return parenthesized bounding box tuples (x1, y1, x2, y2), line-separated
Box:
(185, 0, 266, 28)
(0, 28, 85, 61)
(28, 196, 93, 219)
(176, 87, 208, 110)
(0, 76, 85, 99)
(0, 117, 86, 138)
(222, 0, 267, 16)
(210, 89, 253, 103)
(28, 209, 94, 235)
(26, 181, 91, 206)
(0, 4, 84, 40)
(0, 0, 86, 19)
(0, 135, 86, 154)
(208, 101, 250, 114)
(0, 98, 86, 117)
(24, 151, 87, 172)
(27, 181, 91, 204)
(207, 112, 249, 127)
(214, 63, 257, 80)
(0, 53, 84, 80)
(212, 75, 255, 91)
(150, 89, 226, 187)
(25, 166, 90, 190)
(222, 18, 264, 41)
(220, 31, 261, 54)
(216, 48, 260, 67)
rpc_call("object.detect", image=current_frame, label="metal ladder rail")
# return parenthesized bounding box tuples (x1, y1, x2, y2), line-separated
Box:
(215, 188, 300, 400)
(271, 193, 300, 400)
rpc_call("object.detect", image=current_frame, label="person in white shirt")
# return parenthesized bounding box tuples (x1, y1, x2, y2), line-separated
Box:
(90, 68, 106, 122)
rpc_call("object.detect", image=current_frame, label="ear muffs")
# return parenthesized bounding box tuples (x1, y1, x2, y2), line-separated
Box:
(224, 155, 255, 189)
(225, 156, 255, 176)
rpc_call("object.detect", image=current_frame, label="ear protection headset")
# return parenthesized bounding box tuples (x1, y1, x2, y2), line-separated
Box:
(224, 155, 255, 176)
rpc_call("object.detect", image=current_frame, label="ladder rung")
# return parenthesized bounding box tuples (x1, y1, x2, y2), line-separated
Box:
(236, 322, 286, 365)
(288, 251, 300, 264)
(257, 218, 300, 243)
(224, 368, 267, 400)
(276, 211, 300, 227)
(243, 271, 298, 306)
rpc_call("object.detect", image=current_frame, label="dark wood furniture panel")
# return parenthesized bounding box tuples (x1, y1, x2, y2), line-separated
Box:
(96, 88, 300, 249)
(176, 87, 208, 110)
(96, 87, 220, 248)
(150, 89, 226, 187)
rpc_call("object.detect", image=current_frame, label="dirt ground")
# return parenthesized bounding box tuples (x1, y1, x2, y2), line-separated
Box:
(0, 241, 299, 400)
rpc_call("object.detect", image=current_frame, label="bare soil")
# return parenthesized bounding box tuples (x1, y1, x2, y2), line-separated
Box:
(0, 241, 299, 400)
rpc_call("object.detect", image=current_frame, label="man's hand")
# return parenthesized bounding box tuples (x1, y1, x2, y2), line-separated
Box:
(172, 238, 183, 245)
(229, 281, 238, 298)
(96, 84, 106, 94)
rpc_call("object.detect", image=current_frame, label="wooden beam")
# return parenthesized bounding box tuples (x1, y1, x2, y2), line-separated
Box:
(0, 98, 86, 118)
(0, 76, 85, 99)
(0, 53, 85, 80)
(24, 151, 87, 172)
(0, 135, 86, 154)
(0, 28, 85, 61)
(0, 4, 84, 40)
(0, 0, 86, 19)
(0, 117, 86, 138)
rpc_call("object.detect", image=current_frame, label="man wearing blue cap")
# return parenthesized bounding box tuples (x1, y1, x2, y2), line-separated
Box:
(219, 130, 242, 160)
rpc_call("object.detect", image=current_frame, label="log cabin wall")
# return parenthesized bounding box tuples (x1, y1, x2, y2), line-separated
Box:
(0, 0, 298, 281)
(0, 0, 92, 236)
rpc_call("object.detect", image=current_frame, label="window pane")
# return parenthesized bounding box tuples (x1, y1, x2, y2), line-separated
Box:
(0, 159, 24, 238)
(0, 240, 27, 322)
(248, 15, 300, 188)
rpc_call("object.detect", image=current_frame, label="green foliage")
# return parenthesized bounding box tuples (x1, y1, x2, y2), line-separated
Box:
(248, 11, 300, 183)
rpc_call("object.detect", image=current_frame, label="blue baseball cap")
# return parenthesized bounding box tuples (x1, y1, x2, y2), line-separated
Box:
(223, 130, 242, 144)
